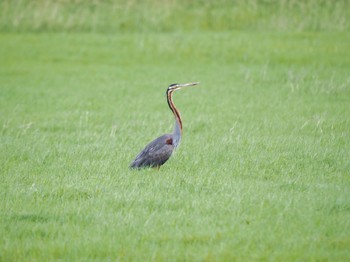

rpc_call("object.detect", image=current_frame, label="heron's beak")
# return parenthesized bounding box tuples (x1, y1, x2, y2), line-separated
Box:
(176, 82, 200, 89)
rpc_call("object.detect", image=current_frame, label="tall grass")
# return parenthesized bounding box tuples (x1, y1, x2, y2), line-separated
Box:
(1, 0, 349, 32)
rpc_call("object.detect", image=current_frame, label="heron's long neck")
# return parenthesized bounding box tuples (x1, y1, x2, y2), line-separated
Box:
(167, 90, 182, 147)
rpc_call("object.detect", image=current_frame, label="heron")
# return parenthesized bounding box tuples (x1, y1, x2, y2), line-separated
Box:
(129, 82, 200, 169)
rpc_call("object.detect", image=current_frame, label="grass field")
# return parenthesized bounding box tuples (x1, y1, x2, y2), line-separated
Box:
(1, 1, 350, 261)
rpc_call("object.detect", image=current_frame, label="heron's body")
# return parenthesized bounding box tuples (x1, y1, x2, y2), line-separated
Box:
(129, 82, 199, 169)
(129, 134, 174, 168)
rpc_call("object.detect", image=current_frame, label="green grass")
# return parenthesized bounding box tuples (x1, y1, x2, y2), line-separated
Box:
(1, 1, 350, 261)
(1, 31, 349, 261)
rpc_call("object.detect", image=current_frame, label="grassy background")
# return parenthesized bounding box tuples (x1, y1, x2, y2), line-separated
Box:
(1, 0, 350, 261)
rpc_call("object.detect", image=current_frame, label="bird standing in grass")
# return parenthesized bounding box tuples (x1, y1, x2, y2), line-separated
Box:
(130, 82, 200, 169)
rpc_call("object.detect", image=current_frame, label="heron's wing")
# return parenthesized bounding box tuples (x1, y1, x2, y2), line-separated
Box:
(130, 134, 174, 168)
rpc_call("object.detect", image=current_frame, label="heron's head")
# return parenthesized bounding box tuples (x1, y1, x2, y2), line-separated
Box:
(167, 82, 200, 91)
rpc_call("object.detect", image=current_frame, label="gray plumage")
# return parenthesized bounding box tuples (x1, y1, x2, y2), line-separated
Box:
(129, 134, 174, 169)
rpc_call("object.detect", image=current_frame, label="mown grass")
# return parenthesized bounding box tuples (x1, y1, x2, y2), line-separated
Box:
(1, 1, 350, 261)
(1, 31, 349, 261)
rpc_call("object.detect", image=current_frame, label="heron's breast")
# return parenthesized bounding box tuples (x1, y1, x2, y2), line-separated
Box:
(165, 137, 173, 145)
